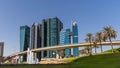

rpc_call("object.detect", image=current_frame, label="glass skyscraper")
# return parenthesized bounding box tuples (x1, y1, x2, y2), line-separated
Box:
(20, 25, 30, 61)
(41, 17, 63, 58)
(72, 22, 79, 56)
(30, 23, 41, 60)
(59, 30, 65, 58)
(64, 29, 71, 56)
(59, 29, 71, 56)
(19, 17, 79, 60)
(59, 30, 66, 45)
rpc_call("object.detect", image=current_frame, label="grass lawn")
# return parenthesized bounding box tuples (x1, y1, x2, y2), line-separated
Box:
(1, 53, 120, 68)
(2, 48, 120, 68)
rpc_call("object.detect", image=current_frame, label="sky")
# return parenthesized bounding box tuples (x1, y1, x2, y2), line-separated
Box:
(0, 0, 120, 56)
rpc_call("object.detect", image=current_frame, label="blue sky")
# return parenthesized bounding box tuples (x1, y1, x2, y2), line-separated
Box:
(0, 0, 120, 56)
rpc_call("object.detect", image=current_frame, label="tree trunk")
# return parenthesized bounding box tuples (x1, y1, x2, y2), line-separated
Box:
(100, 40, 103, 53)
(89, 42, 92, 56)
(109, 37, 114, 53)
(95, 46, 97, 54)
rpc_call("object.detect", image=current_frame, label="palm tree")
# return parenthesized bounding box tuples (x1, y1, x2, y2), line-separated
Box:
(87, 33, 93, 46)
(103, 26, 117, 53)
(84, 38, 90, 55)
(86, 33, 93, 55)
(96, 32, 103, 53)
(85, 38, 89, 42)
(93, 36, 99, 54)
(101, 32, 107, 42)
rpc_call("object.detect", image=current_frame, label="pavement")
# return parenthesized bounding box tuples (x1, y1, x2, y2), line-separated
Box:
(40, 58, 68, 64)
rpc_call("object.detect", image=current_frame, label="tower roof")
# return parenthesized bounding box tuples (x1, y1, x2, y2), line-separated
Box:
(72, 22, 77, 26)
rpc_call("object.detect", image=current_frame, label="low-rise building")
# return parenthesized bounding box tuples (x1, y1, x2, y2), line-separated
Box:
(0, 41, 4, 63)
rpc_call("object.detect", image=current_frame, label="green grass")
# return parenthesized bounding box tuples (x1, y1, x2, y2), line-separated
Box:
(1, 50, 120, 68)
(72, 53, 120, 68)
(104, 48, 120, 53)
(65, 57, 79, 63)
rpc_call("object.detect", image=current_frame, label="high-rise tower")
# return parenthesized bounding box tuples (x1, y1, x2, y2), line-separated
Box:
(30, 23, 41, 60)
(59, 29, 71, 57)
(41, 17, 63, 58)
(72, 22, 79, 56)
(59, 30, 66, 45)
(20, 25, 30, 61)
(64, 29, 71, 56)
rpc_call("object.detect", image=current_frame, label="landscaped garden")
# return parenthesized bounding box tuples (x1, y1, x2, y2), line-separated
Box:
(1, 51, 120, 68)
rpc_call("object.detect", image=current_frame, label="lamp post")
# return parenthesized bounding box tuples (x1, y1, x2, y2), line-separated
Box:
(52, 52, 55, 58)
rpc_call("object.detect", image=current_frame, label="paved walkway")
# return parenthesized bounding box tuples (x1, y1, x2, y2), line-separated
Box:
(40, 58, 68, 64)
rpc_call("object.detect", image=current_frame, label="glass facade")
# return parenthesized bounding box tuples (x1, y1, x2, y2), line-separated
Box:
(59, 30, 65, 57)
(30, 23, 41, 60)
(60, 30, 65, 44)
(41, 17, 63, 58)
(19, 17, 79, 60)
(59, 29, 71, 56)
(64, 29, 71, 56)
(72, 22, 79, 56)
(20, 25, 30, 61)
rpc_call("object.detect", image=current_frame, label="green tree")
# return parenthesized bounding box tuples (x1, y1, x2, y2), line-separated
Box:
(103, 26, 117, 53)
(93, 36, 99, 54)
(96, 32, 103, 53)
(85, 33, 93, 55)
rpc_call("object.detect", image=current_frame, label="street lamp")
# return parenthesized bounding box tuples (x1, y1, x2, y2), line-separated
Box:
(52, 52, 55, 58)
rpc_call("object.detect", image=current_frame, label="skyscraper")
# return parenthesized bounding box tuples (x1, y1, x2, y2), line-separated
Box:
(59, 30, 66, 45)
(59, 29, 71, 56)
(30, 23, 41, 60)
(59, 30, 66, 58)
(20, 25, 30, 61)
(64, 29, 71, 56)
(41, 17, 63, 58)
(72, 22, 79, 56)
